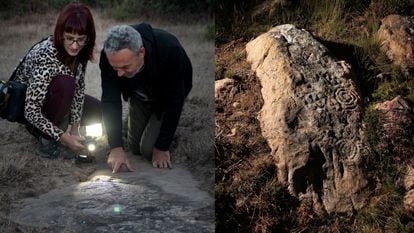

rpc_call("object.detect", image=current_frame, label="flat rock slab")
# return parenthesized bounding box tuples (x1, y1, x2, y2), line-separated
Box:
(9, 155, 214, 233)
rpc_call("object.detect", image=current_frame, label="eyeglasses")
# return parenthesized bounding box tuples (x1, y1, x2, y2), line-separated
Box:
(63, 35, 88, 46)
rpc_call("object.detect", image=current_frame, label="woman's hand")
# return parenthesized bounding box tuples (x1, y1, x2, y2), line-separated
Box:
(59, 133, 85, 151)
(69, 122, 81, 138)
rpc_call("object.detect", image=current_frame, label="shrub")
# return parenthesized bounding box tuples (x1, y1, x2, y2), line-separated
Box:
(356, 182, 409, 232)
(0, 0, 211, 19)
(364, 103, 414, 183)
(358, 100, 414, 231)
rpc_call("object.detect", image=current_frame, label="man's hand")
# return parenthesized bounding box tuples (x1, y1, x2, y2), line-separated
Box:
(59, 133, 85, 151)
(107, 147, 134, 173)
(152, 148, 172, 169)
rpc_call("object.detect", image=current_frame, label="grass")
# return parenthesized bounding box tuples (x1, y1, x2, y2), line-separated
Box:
(215, 156, 298, 232)
(355, 181, 413, 233)
(308, 0, 348, 41)
(0, 0, 212, 25)
(0, 153, 31, 185)
(359, 97, 414, 231)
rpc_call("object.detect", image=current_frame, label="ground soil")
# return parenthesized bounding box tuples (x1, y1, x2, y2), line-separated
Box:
(215, 41, 270, 178)
(215, 41, 294, 232)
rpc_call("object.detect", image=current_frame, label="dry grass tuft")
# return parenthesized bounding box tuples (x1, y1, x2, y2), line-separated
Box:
(0, 153, 32, 185)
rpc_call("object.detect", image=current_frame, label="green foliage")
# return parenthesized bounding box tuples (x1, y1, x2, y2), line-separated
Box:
(358, 100, 414, 231)
(356, 182, 414, 233)
(345, 0, 371, 14)
(215, 64, 224, 80)
(372, 69, 414, 102)
(0, 0, 50, 17)
(0, 0, 89, 18)
(0, 0, 211, 19)
(216, 0, 414, 43)
(97, 0, 212, 18)
(231, 49, 245, 62)
(363, 106, 383, 149)
(363, 102, 414, 181)
(223, 69, 234, 80)
(110, 0, 142, 20)
(368, 0, 414, 18)
(373, 79, 400, 101)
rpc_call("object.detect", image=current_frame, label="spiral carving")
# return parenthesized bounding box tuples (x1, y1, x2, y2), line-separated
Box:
(335, 139, 347, 157)
(335, 88, 359, 110)
(335, 138, 361, 160)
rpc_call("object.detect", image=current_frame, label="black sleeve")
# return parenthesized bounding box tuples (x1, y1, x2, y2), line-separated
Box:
(100, 51, 124, 149)
(154, 47, 192, 151)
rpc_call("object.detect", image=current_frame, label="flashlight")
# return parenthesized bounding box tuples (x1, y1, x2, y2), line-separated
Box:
(87, 143, 96, 151)
(76, 123, 102, 163)
(85, 123, 103, 137)
(77, 137, 97, 163)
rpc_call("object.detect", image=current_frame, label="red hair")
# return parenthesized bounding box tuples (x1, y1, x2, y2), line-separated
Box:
(53, 3, 95, 64)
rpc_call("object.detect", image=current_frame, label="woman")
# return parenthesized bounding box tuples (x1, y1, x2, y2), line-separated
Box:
(12, 3, 101, 158)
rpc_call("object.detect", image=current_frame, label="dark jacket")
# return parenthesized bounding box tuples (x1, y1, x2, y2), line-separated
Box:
(100, 23, 192, 151)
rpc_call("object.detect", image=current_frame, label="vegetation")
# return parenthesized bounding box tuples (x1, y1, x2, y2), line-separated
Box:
(216, 0, 414, 101)
(216, 0, 414, 232)
(216, 0, 413, 42)
(0, 0, 212, 20)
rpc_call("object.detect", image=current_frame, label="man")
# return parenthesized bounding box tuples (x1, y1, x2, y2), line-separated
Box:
(100, 24, 192, 173)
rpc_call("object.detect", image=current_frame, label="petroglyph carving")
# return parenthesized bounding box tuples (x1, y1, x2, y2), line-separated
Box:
(246, 24, 369, 214)
(335, 87, 359, 110)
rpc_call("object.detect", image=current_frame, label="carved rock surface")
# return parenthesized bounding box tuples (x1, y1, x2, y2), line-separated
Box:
(8, 157, 214, 232)
(246, 24, 369, 213)
(377, 15, 414, 71)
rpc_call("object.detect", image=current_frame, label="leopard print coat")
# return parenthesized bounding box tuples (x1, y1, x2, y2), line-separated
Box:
(13, 36, 86, 141)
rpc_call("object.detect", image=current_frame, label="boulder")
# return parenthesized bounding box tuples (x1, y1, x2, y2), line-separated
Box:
(215, 78, 235, 100)
(377, 15, 414, 72)
(374, 96, 412, 160)
(246, 24, 370, 214)
(375, 95, 411, 121)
